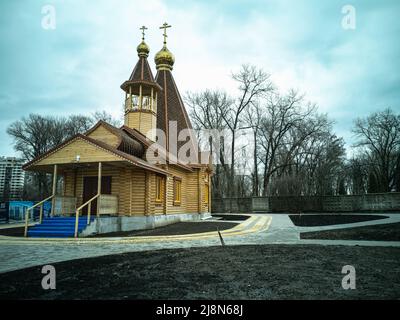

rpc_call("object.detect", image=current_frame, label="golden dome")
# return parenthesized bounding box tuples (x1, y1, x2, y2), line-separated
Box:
(154, 45, 175, 70)
(137, 40, 150, 57)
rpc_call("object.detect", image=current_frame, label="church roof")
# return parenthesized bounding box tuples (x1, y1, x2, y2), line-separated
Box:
(129, 56, 155, 83)
(122, 125, 195, 172)
(22, 133, 168, 175)
(86, 120, 145, 158)
(155, 69, 198, 154)
(120, 51, 163, 93)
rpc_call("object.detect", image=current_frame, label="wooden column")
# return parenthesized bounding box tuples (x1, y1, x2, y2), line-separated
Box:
(164, 174, 168, 215)
(154, 92, 158, 115)
(97, 162, 102, 217)
(51, 164, 58, 217)
(144, 171, 148, 216)
(198, 169, 203, 214)
(130, 87, 132, 116)
(208, 173, 212, 213)
(151, 88, 154, 112)
(139, 85, 143, 107)
(73, 168, 78, 198)
(139, 85, 143, 132)
(129, 169, 133, 216)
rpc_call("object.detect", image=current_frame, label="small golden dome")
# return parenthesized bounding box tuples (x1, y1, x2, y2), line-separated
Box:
(154, 45, 175, 70)
(137, 41, 150, 57)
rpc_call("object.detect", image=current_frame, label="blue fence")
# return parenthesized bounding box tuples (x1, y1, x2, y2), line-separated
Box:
(0, 202, 9, 223)
(0, 201, 52, 223)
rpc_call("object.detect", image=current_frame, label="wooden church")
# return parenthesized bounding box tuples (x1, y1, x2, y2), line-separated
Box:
(22, 24, 212, 237)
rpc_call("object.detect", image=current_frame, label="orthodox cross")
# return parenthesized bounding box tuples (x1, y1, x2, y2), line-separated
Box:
(159, 22, 172, 45)
(140, 25, 148, 41)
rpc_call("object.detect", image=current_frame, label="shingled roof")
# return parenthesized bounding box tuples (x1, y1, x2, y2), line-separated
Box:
(86, 120, 145, 158)
(129, 56, 155, 83)
(121, 55, 163, 94)
(155, 69, 198, 156)
(22, 133, 168, 175)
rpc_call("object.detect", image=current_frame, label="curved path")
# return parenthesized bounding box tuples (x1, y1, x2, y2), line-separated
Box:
(0, 216, 270, 273)
(1, 213, 400, 273)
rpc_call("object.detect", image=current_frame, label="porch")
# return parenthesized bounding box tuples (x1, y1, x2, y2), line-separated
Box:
(24, 162, 120, 238)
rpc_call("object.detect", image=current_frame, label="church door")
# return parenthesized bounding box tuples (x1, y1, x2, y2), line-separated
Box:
(82, 176, 112, 215)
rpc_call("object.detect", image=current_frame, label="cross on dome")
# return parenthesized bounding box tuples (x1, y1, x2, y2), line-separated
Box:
(159, 22, 172, 45)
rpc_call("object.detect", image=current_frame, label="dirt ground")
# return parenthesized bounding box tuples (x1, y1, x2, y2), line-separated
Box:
(301, 222, 400, 241)
(1, 244, 400, 300)
(0, 221, 238, 238)
(88, 221, 239, 238)
(0, 226, 24, 237)
(289, 214, 388, 227)
(211, 214, 250, 221)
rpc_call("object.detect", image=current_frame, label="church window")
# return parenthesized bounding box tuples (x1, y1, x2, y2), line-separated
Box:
(156, 176, 164, 203)
(173, 177, 182, 205)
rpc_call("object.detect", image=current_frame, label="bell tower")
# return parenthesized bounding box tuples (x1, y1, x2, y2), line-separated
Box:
(121, 26, 161, 141)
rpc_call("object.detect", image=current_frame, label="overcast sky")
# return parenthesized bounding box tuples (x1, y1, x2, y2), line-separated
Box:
(0, 0, 399, 157)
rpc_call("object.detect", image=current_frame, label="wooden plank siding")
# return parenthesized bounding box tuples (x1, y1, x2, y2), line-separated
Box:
(27, 118, 212, 217)
(86, 125, 120, 147)
(62, 164, 210, 216)
(186, 169, 201, 213)
(148, 173, 165, 215)
(165, 166, 187, 214)
(63, 166, 147, 216)
(125, 112, 156, 139)
(38, 139, 122, 165)
(163, 165, 207, 215)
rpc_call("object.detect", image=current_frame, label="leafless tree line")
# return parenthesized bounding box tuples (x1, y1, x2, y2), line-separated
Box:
(6, 64, 400, 201)
(186, 64, 400, 198)
(350, 108, 400, 194)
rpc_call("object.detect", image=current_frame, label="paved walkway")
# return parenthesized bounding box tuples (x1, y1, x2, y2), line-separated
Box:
(231, 213, 400, 247)
(1, 213, 400, 273)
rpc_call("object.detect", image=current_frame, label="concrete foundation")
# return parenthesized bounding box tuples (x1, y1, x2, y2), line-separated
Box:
(80, 212, 212, 237)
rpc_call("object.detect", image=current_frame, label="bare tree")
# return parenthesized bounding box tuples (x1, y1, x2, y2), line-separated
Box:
(92, 110, 122, 127)
(353, 108, 400, 192)
(7, 114, 59, 197)
(244, 101, 263, 196)
(185, 65, 353, 202)
(186, 90, 233, 198)
(224, 65, 273, 201)
(259, 90, 311, 195)
(7, 111, 120, 199)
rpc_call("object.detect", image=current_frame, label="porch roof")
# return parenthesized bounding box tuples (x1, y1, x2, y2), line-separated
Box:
(22, 133, 168, 175)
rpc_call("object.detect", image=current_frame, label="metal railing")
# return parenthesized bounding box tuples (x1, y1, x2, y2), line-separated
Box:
(74, 194, 99, 238)
(24, 195, 54, 237)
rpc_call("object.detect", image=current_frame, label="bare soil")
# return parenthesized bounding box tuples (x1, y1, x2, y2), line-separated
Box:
(1, 244, 400, 300)
(301, 222, 400, 241)
(211, 214, 250, 221)
(0, 222, 238, 238)
(88, 221, 238, 238)
(0, 227, 24, 237)
(289, 214, 388, 227)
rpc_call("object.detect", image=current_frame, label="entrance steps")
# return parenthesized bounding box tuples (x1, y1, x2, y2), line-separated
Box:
(27, 217, 95, 238)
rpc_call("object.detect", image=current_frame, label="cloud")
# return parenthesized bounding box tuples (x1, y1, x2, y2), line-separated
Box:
(0, 0, 399, 157)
